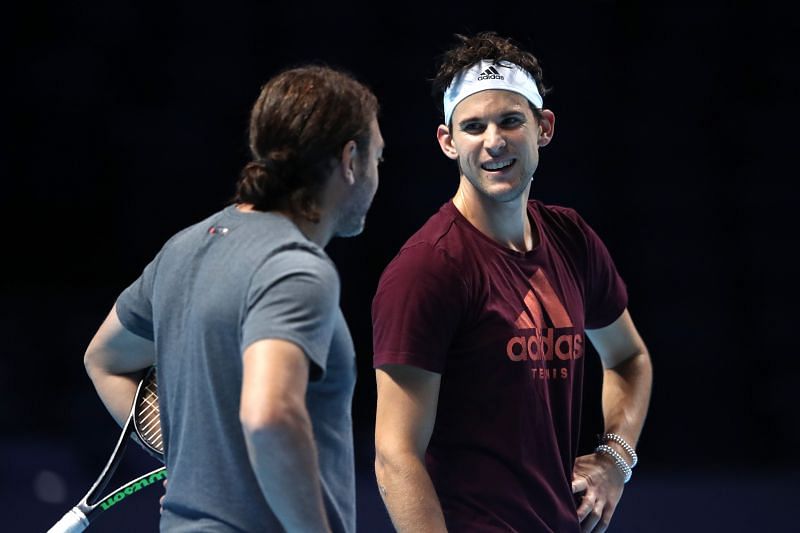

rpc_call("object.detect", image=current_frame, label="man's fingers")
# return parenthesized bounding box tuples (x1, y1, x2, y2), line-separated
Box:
(572, 476, 588, 494)
(160, 478, 167, 514)
(594, 505, 615, 533)
(575, 494, 594, 521)
(580, 503, 603, 533)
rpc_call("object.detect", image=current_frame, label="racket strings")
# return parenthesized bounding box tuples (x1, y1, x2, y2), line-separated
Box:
(134, 374, 164, 454)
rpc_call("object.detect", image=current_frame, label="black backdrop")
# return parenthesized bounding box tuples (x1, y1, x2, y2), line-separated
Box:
(3, 2, 797, 531)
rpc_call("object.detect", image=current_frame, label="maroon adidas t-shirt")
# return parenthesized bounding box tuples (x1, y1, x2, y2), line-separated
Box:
(372, 199, 627, 532)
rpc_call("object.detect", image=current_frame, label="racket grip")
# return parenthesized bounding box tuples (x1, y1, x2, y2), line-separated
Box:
(47, 508, 88, 533)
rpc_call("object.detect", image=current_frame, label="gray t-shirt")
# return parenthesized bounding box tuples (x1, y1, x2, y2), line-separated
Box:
(116, 205, 356, 532)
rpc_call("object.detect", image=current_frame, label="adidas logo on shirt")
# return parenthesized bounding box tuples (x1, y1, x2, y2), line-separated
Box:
(477, 65, 505, 81)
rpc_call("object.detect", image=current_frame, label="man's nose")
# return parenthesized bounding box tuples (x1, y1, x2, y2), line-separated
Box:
(484, 125, 507, 156)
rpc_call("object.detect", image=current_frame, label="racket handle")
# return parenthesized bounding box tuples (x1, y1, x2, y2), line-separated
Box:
(47, 508, 88, 533)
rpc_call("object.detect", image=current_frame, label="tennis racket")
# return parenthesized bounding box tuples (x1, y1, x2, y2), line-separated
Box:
(48, 366, 167, 532)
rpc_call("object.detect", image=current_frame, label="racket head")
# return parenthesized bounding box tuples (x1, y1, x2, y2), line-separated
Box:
(132, 366, 164, 457)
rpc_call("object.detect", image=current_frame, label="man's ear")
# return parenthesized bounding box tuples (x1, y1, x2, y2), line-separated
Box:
(537, 109, 556, 148)
(340, 140, 357, 184)
(436, 125, 458, 160)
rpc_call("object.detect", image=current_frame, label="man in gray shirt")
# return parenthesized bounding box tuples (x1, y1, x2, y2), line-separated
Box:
(83, 65, 384, 532)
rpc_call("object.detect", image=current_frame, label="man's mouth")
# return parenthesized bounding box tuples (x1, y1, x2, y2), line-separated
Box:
(481, 159, 515, 172)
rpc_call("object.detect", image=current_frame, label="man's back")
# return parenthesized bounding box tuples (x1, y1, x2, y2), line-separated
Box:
(117, 206, 357, 532)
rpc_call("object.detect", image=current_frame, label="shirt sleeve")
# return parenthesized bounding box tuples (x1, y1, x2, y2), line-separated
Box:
(572, 212, 628, 329)
(372, 242, 467, 374)
(243, 247, 340, 381)
(116, 256, 160, 341)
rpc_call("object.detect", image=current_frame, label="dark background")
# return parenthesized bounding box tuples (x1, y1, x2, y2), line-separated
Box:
(3, 1, 797, 531)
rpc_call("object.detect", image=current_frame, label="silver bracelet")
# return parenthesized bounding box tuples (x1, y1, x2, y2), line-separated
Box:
(595, 444, 632, 483)
(600, 433, 638, 468)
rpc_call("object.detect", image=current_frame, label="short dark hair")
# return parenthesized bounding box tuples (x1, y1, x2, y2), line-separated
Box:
(234, 65, 379, 221)
(431, 32, 551, 125)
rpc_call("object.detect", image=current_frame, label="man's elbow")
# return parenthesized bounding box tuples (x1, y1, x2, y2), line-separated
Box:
(240, 398, 309, 441)
(374, 444, 395, 486)
(374, 438, 423, 483)
(83, 344, 106, 381)
(374, 440, 391, 474)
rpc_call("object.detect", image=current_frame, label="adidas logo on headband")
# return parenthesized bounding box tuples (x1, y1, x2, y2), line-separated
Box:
(477, 65, 504, 81)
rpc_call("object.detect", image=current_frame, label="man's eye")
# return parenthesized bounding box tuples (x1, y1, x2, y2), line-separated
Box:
(502, 117, 524, 127)
(462, 123, 485, 133)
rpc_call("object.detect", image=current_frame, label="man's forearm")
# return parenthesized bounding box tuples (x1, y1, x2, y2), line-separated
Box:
(601, 350, 653, 448)
(85, 364, 140, 427)
(375, 451, 447, 533)
(243, 410, 331, 533)
(84, 306, 156, 427)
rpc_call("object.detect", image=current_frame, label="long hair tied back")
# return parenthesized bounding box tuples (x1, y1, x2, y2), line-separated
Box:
(234, 65, 379, 222)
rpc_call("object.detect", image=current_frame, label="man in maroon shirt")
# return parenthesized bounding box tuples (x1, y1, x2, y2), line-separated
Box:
(372, 32, 653, 532)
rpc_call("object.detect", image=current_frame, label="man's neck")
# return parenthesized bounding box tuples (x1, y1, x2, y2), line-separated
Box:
(452, 182, 537, 253)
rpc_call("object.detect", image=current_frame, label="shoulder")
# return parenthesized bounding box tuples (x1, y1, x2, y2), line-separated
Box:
(255, 242, 339, 288)
(401, 202, 461, 248)
(378, 241, 461, 292)
(379, 202, 470, 283)
(529, 199, 606, 245)
(215, 211, 339, 291)
(530, 199, 586, 230)
(218, 207, 336, 278)
(275, 243, 337, 278)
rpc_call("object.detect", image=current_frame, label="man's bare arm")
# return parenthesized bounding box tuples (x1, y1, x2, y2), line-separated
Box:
(573, 308, 653, 533)
(240, 339, 331, 533)
(83, 305, 156, 426)
(375, 364, 447, 532)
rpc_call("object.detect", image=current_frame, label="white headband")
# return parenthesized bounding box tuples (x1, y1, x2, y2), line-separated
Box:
(443, 59, 543, 125)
